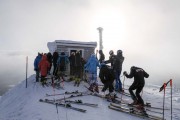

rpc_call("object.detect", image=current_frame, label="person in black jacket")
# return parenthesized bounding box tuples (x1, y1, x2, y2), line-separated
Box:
(99, 63, 115, 94)
(123, 66, 149, 106)
(105, 50, 116, 69)
(69, 52, 75, 80)
(113, 50, 124, 92)
(98, 50, 105, 63)
(74, 51, 82, 85)
(47, 52, 53, 74)
(52, 50, 59, 76)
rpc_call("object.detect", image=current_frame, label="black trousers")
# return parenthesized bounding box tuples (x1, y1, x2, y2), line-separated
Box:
(102, 80, 114, 93)
(129, 83, 144, 105)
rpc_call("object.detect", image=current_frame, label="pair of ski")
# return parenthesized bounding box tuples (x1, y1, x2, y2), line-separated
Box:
(113, 99, 169, 111)
(109, 103, 165, 120)
(39, 99, 86, 113)
(46, 90, 82, 97)
(66, 99, 98, 107)
(52, 92, 91, 102)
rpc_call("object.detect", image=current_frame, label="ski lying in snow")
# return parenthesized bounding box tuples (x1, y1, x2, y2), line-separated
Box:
(110, 103, 163, 115)
(46, 90, 83, 97)
(65, 100, 98, 107)
(108, 105, 165, 120)
(39, 99, 86, 113)
(54, 92, 90, 101)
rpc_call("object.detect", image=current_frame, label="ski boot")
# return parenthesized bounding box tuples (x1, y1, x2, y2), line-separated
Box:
(94, 84, 99, 93)
(128, 100, 138, 106)
(76, 78, 81, 87)
(88, 84, 94, 92)
(107, 92, 116, 102)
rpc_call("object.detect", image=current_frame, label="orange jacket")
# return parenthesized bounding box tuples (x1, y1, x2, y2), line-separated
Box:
(38, 55, 50, 77)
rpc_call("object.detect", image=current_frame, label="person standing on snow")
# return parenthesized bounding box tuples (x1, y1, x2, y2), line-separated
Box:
(69, 52, 76, 81)
(34, 53, 42, 82)
(46, 52, 53, 75)
(105, 50, 116, 69)
(113, 50, 124, 92)
(123, 66, 149, 107)
(84, 53, 100, 93)
(98, 50, 105, 64)
(38, 55, 50, 85)
(57, 52, 69, 81)
(99, 63, 115, 96)
(52, 50, 59, 76)
(74, 51, 82, 86)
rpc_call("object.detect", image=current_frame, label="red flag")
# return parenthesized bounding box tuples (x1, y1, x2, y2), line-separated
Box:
(170, 79, 172, 87)
(163, 83, 166, 89)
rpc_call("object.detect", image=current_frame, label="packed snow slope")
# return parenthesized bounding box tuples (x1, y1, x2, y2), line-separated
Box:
(0, 75, 180, 120)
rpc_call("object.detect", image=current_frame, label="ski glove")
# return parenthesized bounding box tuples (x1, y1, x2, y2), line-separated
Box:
(123, 71, 127, 76)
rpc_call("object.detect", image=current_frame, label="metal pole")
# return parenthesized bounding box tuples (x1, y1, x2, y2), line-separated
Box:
(163, 83, 166, 120)
(170, 79, 172, 120)
(26, 56, 28, 88)
(97, 27, 103, 51)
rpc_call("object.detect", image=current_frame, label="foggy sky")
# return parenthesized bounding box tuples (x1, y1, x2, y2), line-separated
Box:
(0, 0, 180, 87)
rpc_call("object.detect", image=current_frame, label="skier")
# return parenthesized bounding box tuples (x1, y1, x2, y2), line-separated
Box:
(46, 52, 53, 75)
(74, 51, 83, 86)
(99, 63, 115, 97)
(84, 53, 100, 92)
(113, 50, 124, 92)
(57, 52, 69, 81)
(38, 55, 50, 85)
(123, 66, 149, 107)
(34, 52, 42, 82)
(98, 50, 105, 63)
(81, 57, 87, 82)
(69, 52, 75, 81)
(52, 50, 59, 76)
(105, 50, 116, 69)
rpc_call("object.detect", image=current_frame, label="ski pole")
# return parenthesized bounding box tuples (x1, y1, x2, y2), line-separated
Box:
(52, 75, 60, 120)
(120, 75, 126, 101)
(26, 56, 28, 88)
(163, 83, 166, 120)
(170, 79, 172, 120)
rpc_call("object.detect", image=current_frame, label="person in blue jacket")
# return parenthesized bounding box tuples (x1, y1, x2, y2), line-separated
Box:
(84, 53, 100, 93)
(34, 53, 42, 82)
(57, 52, 69, 81)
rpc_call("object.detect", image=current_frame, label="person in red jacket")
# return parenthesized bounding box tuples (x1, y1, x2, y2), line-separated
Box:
(39, 55, 50, 85)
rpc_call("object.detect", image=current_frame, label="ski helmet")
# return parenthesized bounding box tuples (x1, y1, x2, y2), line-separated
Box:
(117, 50, 122, 54)
(109, 50, 114, 55)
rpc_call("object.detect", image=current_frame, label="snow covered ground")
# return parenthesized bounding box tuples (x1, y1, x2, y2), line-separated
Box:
(0, 74, 180, 120)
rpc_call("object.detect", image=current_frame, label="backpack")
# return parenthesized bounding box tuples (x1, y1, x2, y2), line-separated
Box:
(99, 65, 115, 83)
(60, 56, 65, 67)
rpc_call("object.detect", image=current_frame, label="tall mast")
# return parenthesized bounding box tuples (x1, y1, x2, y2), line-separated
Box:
(97, 27, 103, 50)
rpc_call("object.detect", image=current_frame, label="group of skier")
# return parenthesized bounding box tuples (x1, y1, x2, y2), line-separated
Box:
(34, 50, 86, 86)
(34, 48, 149, 109)
(96, 49, 149, 108)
